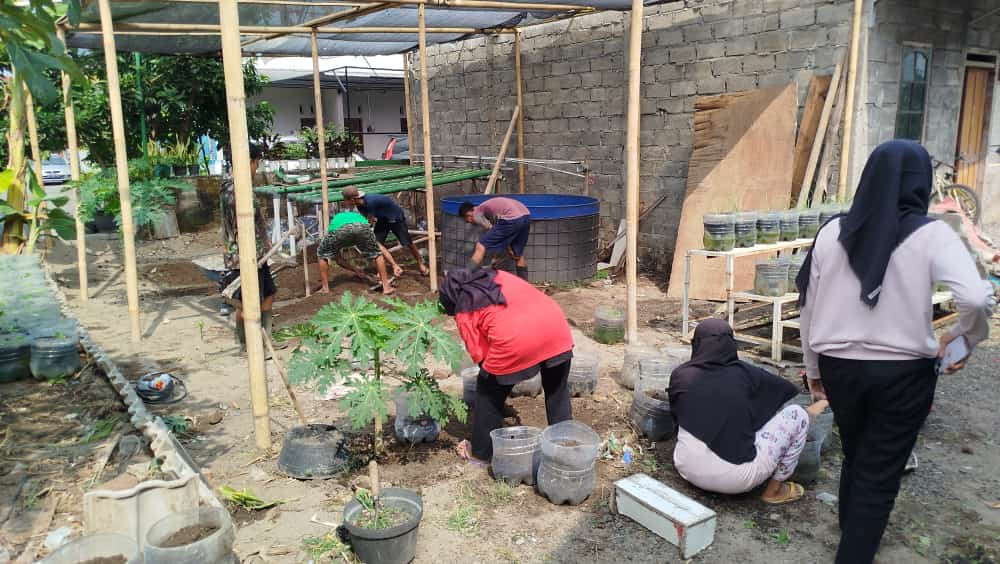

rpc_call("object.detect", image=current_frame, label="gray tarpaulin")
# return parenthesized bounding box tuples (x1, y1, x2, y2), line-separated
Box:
(65, 0, 652, 56)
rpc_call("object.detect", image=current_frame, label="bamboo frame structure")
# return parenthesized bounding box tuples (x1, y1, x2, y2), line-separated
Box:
(24, 92, 44, 190)
(838, 0, 864, 201)
(98, 0, 142, 342)
(311, 30, 331, 231)
(218, 0, 272, 451)
(624, 0, 642, 344)
(57, 27, 88, 302)
(403, 56, 415, 150)
(74, 22, 489, 34)
(514, 30, 526, 193)
(418, 3, 438, 292)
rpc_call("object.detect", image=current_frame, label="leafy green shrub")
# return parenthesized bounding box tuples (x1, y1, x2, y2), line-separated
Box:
(73, 162, 193, 229)
(285, 292, 466, 454)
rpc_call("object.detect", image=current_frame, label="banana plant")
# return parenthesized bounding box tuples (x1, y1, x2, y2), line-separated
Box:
(0, 167, 76, 254)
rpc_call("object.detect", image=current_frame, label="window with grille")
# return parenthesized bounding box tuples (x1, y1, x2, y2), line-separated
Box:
(894, 46, 932, 141)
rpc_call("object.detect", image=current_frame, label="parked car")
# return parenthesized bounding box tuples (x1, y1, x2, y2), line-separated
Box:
(31, 155, 71, 185)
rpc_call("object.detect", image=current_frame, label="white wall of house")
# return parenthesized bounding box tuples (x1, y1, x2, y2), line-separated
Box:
(343, 88, 407, 157)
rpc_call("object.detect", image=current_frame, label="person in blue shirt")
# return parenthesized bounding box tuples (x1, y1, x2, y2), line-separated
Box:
(343, 186, 429, 277)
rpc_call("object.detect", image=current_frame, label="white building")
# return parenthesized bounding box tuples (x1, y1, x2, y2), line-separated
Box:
(253, 55, 408, 159)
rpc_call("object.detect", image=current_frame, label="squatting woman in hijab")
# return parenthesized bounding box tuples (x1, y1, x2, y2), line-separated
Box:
(668, 319, 829, 504)
(797, 140, 994, 564)
(439, 268, 574, 466)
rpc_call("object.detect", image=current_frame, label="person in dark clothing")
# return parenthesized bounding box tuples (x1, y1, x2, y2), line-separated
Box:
(797, 140, 994, 563)
(459, 197, 532, 279)
(343, 186, 429, 276)
(669, 319, 829, 503)
(219, 143, 276, 346)
(439, 268, 574, 465)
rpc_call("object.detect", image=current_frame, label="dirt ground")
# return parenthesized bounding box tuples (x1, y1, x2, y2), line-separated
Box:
(44, 226, 1000, 563)
(0, 358, 162, 561)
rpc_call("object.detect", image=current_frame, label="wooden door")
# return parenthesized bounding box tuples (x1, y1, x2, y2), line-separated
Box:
(955, 67, 992, 190)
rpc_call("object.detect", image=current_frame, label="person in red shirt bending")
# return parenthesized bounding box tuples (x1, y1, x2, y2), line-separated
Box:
(439, 268, 574, 465)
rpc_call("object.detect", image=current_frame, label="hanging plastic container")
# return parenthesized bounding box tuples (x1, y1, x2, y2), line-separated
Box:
(616, 345, 660, 390)
(702, 213, 736, 251)
(567, 352, 599, 397)
(756, 212, 781, 244)
(779, 210, 800, 241)
(734, 211, 758, 248)
(0, 334, 31, 383)
(798, 209, 821, 238)
(510, 373, 542, 398)
(537, 421, 600, 505)
(461, 367, 479, 408)
(29, 336, 80, 380)
(754, 259, 790, 297)
(490, 426, 542, 485)
(593, 305, 625, 344)
(393, 392, 441, 444)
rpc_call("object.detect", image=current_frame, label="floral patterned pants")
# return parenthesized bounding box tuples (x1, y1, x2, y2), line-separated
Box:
(756, 404, 809, 481)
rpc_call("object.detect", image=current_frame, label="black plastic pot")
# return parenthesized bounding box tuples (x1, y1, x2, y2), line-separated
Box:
(187, 164, 200, 176)
(94, 210, 117, 233)
(343, 488, 422, 564)
(277, 424, 350, 479)
(154, 164, 173, 179)
(172, 164, 187, 177)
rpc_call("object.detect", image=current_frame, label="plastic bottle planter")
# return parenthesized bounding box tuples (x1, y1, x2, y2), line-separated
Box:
(0, 336, 31, 383)
(702, 213, 736, 251)
(785, 393, 834, 452)
(635, 357, 674, 393)
(567, 352, 599, 397)
(779, 211, 801, 242)
(787, 254, 807, 290)
(510, 373, 542, 398)
(42, 533, 141, 564)
(461, 367, 479, 408)
(277, 424, 351, 479)
(490, 426, 542, 485)
(616, 345, 662, 390)
(734, 211, 758, 248)
(593, 305, 625, 345)
(537, 421, 600, 505)
(29, 336, 81, 380)
(342, 488, 423, 564)
(818, 205, 840, 225)
(798, 210, 821, 239)
(756, 212, 781, 245)
(629, 388, 676, 442)
(791, 438, 822, 483)
(394, 392, 441, 444)
(143, 506, 236, 564)
(753, 259, 790, 297)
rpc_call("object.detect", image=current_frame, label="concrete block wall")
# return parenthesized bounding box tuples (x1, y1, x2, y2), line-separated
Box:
(408, 0, 851, 277)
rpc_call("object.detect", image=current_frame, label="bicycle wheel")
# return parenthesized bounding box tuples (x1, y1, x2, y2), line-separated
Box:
(944, 184, 981, 223)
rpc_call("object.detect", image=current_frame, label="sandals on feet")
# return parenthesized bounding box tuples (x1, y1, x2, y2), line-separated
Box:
(762, 481, 804, 505)
(455, 440, 489, 468)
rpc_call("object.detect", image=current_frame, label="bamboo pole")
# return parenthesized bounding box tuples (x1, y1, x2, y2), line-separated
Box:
(218, 0, 272, 451)
(126, 0, 595, 7)
(796, 61, 843, 209)
(838, 0, 864, 201)
(241, 2, 391, 47)
(484, 107, 520, 195)
(418, 4, 438, 292)
(403, 56, 415, 153)
(302, 236, 311, 298)
(514, 30, 526, 194)
(624, 0, 643, 344)
(24, 92, 44, 190)
(311, 30, 331, 231)
(98, 0, 142, 342)
(75, 22, 486, 34)
(58, 27, 87, 302)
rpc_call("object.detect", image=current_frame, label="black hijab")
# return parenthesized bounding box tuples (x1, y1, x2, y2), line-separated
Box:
(438, 268, 506, 315)
(797, 140, 935, 307)
(668, 319, 797, 465)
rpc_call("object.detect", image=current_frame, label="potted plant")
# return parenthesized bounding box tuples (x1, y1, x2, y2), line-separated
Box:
(148, 141, 172, 179)
(74, 161, 192, 237)
(342, 483, 423, 564)
(187, 142, 202, 177)
(284, 293, 466, 455)
(169, 140, 191, 177)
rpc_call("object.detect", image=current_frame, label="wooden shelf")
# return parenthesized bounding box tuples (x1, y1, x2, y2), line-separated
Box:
(687, 239, 814, 259)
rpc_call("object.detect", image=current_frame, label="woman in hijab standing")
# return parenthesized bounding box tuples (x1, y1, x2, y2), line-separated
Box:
(797, 140, 994, 563)
(669, 319, 830, 503)
(439, 268, 574, 465)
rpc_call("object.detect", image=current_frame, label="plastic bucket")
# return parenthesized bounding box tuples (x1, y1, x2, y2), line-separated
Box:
(703, 213, 736, 251)
(143, 506, 236, 564)
(787, 254, 807, 289)
(0, 337, 31, 383)
(593, 305, 625, 344)
(779, 211, 800, 241)
(343, 488, 423, 564)
(734, 211, 758, 248)
(616, 346, 661, 390)
(29, 336, 80, 380)
(754, 259, 790, 296)
(539, 420, 600, 470)
(629, 389, 675, 441)
(798, 210, 820, 238)
(567, 352, 599, 397)
(393, 393, 441, 444)
(537, 459, 596, 506)
(490, 426, 542, 485)
(756, 212, 781, 244)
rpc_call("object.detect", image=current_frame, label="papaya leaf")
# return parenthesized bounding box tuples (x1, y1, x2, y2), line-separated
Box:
(384, 298, 464, 377)
(42, 207, 76, 240)
(341, 377, 389, 430)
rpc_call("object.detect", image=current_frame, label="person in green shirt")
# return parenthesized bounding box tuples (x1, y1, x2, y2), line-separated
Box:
(317, 211, 403, 295)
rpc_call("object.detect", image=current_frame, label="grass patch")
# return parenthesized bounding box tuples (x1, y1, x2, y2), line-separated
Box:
(743, 519, 757, 530)
(302, 533, 356, 563)
(82, 414, 121, 443)
(446, 503, 480, 534)
(442, 479, 517, 536)
(771, 529, 791, 547)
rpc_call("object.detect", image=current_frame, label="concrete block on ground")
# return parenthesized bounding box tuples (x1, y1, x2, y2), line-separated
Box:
(613, 473, 717, 560)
